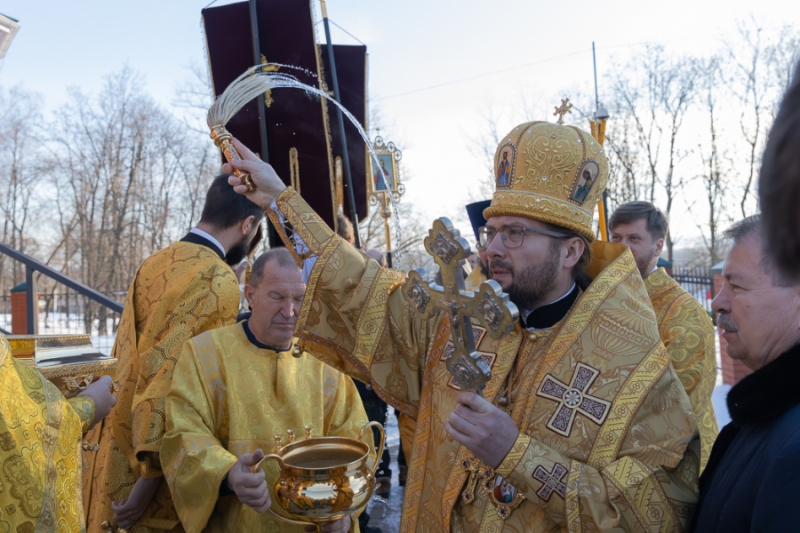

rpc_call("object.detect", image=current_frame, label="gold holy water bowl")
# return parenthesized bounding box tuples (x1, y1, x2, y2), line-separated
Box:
(253, 421, 385, 528)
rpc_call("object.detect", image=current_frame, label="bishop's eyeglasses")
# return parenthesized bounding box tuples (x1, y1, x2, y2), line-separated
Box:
(479, 225, 569, 249)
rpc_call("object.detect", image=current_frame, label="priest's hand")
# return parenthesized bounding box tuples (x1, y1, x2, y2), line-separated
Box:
(223, 138, 287, 207)
(228, 449, 272, 513)
(444, 392, 519, 469)
(79, 375, 117, 429)
(305, 515, 351, 532)
(111, 476, 161, 531)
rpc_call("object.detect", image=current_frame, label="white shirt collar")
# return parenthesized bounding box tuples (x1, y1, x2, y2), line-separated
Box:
(189, 227, 225, 256)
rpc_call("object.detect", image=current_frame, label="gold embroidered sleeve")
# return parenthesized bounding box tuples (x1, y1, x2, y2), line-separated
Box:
(131, 263, 238, 478)
(496, 368, 700, 532)
(67, 395, 97, 435)
(272, 188, 437, 417)
(162, 340, 238, 533)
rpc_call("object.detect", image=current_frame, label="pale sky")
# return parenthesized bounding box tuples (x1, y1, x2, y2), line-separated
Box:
(2, 0, 798, 253)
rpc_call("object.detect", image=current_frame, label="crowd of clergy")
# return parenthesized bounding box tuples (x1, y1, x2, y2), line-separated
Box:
(0, 61, 799, 533)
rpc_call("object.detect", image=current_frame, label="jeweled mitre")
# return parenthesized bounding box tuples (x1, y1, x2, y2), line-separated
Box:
(483, 120, 609, 239)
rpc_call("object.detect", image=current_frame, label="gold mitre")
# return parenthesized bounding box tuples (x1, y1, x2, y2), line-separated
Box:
(483, 118, 609, 240)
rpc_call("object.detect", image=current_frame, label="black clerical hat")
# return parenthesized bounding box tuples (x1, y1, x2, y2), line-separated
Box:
(466, 200, 491, 242)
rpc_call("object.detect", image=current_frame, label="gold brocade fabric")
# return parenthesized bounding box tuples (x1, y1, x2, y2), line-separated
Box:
(463, 266, 488, 293)
(161, 323, 368, 533)
(272, 188, 701, 533)
(644, 268, 718, 471)
(397, 413, 416, 470)
(85, 243, 240, 532)
(0, 334, 95, 532)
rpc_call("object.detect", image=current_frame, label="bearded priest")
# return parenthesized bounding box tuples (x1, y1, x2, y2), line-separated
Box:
(161, 248, 367, 532)
(85, 175, 264, 532)
(225, 118, 701, 532)
(609, 201, 718, 471)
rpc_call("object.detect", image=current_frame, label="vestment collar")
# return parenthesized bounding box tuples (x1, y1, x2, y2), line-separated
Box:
(727, 342, 800, 427)
(241, 320, 294, 355)
(523, 283, 579, 329)
(181, 229, 226, 261)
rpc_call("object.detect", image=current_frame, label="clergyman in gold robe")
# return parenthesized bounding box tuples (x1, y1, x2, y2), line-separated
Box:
(0, 333, 116, 532)
(162, 248, 367, 533)
(85, 175, 264, 532)
(225, 118, 701, 532)
(464, 200, 490, 292)
(610, 201, 719, 471)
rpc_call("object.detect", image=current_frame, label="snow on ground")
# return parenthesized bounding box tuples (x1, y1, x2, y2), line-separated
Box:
(0, 311, 118, 354)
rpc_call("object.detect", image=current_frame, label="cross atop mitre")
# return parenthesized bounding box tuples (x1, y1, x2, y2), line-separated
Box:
(553, 98, 573, 125)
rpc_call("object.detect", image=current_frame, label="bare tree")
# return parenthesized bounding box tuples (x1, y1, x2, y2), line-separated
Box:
(689, 56, 729, 265)
(0, 86, 44, 292)
(726, 20, 772, 218)
(603, 112, 645, 209)
(609, 45, 697, 260)
(463, 105, 503, 201)
(767, 26, 800, 97)
(47, 67, 203, 333)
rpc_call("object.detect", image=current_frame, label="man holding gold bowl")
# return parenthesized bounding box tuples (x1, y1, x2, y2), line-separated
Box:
(162, 248, 370, 532)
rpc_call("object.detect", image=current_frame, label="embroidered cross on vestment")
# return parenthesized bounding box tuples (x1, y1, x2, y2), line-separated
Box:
(536, 362, 611, 437)
(532, 462, 569, 501)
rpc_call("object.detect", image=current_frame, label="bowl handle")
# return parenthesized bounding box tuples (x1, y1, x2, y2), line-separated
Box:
(251, 453, 323, 529)
(358, 421, 386, 479)
(251, 452, 285, 475)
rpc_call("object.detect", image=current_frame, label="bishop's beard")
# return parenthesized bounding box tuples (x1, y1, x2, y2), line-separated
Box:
(492, 251, 560, 312)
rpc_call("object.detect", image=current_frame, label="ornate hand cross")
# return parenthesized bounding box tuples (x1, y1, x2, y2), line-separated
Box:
(553, 98, 573, 125)
(402, 218, 519, 394)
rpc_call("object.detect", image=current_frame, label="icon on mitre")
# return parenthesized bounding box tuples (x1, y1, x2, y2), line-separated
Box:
(570, 160, 600, 205)
(496, 144, 516, 188)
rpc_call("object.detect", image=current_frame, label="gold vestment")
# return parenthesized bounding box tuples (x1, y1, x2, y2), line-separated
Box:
(0, 334, 96, 532)
(85, 242, 240, 532)
(161, 323, 368, 533)
(644, 267, 718, 471)
(463, 265, 488, 292)
(271, 188, 701, 532)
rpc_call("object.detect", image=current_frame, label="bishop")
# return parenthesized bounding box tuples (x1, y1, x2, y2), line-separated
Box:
(225, 117, 701, 532)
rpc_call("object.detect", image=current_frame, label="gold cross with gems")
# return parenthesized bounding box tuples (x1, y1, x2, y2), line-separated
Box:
(553, 98, 573, 125)
(461, 455, 525, 521)
(402, 218, 519, 394)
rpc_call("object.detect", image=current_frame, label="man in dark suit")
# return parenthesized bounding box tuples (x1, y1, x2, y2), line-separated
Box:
(691, 215, 800, 532)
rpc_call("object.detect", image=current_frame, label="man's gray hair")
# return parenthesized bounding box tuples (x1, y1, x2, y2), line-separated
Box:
(724, 215, 794, 287)
(249, 248, 299, 287)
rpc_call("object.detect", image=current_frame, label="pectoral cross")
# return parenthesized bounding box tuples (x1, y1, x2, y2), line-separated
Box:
(402, 218, 519, 394)
(462, 455, 525, 522)
(553, 98, 573, 125)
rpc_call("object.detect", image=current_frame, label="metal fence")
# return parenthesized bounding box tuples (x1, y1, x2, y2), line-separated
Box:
(671, 264, 715, 315)
(0, 243, 125, 356)
(0, 288, 123, 355)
